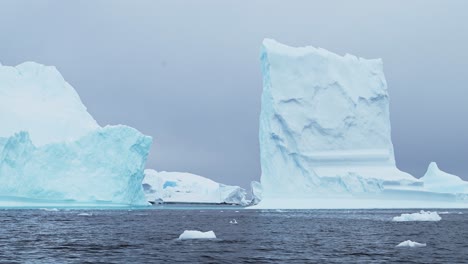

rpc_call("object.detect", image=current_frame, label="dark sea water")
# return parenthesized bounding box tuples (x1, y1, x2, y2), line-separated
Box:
(0, 207, 467, 263)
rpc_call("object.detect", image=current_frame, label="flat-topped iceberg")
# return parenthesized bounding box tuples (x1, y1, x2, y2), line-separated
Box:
(0, 62, 151, 207)
(178, 230, 216, 240)
(253, 39, 468, 209)
(143, 169, 248, 205)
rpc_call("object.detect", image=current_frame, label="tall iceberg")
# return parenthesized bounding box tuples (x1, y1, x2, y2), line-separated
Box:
(255, 39, 467, 209)
(0, 62, 151, 207)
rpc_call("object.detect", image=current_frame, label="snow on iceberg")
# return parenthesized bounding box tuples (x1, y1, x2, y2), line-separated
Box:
(178, 230, 216, 240)
(0, 62, 99, 145)
(142, 169, 248, 205)
(396, 240, 426, 248)
(252, 39, 468, 209)
(421, 162, 468, 194)
(0, 62, 152, 207)
(392, 210, 441, 222)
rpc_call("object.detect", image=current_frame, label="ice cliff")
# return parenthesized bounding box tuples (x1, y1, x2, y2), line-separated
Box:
(255, 39, 467, 209)
(143, 169, 248, 205)
(0, 62, 151, 207)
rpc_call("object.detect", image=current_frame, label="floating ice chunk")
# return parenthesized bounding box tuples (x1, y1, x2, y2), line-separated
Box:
(396, 240, 426, 248)
(40, 208, 59, 212)
(229, 219, 238, 224)
(392, 210, 441, 222)
(77, 213, 92, 216)
(178, 230, 216, 240)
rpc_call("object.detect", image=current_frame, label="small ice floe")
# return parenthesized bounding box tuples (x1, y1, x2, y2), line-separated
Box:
(392, 210, 441, 222)
(396, 240, 426, 248)
(235, 211, 239, 213)
(275, 209, 286, 213)
(229, 219, 238, 224)
(77, 213, 92, 216)
(40, 208, 59, 212)
(178, 230, 216, 240)
(439, 211, 464, 215)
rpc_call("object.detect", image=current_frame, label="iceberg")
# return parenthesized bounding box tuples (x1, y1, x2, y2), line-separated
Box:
(0, 62, 152, 207)
(421, 162, 468, 194)
(392, 210, 441, 222)
(253, 39, 468, 209)
(142, 169, 248, 205)
(178, 230, 216, 240)
(396, 240, 426, 248)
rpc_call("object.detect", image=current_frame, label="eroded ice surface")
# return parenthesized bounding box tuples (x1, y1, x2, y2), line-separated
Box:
(250, 181, 263, 205)
(0, 126, 151, 206)
(0, 62, 152, 207)
(143, 169, 248, 205)
(259, 39, 417, 198)
(254, 39, 467, 209)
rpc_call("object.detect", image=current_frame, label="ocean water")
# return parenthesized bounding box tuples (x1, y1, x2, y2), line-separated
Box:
(0, 207, 467, 263)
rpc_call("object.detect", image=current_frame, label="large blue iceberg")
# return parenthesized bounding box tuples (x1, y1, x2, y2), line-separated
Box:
(0, 62, 152, 207)
(254, 39, 468, 209)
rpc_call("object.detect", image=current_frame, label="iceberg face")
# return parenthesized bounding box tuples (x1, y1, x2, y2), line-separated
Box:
(421, 162, 468, 194)
(250, 181, 263, 205)
(259, 39, 417, 199)
(142, 169, 248, 205)
(0, 62, 99, 146)
(0, 62, 152, 207)
(0, 126, 152, 205)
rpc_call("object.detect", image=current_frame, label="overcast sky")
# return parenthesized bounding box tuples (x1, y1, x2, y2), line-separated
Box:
(1, 1, 467, 188)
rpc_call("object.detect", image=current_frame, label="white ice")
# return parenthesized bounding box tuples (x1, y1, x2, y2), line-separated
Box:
(396, 240, 426, 248)
(250, 181, 263, 205)
(0, 62, 152, 207)
(143, 169, 248, 205)
(392, 210, 441, 222)
(178, 230, 216, 240)
(253, 39, 468, 209)
(421, 162, 468, 194)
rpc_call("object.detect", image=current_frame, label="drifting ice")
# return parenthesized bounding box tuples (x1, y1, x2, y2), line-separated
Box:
(0, 62, 151, 207)
(253, 39, 468, 209)
(143, 169, 248, 205)
(392, 211, 441, 222)
(396, 240, 426, 248)
(178, 230, 216, 240)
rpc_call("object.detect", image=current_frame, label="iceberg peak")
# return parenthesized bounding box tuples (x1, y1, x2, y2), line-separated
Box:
(0, 61, 99, 146)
